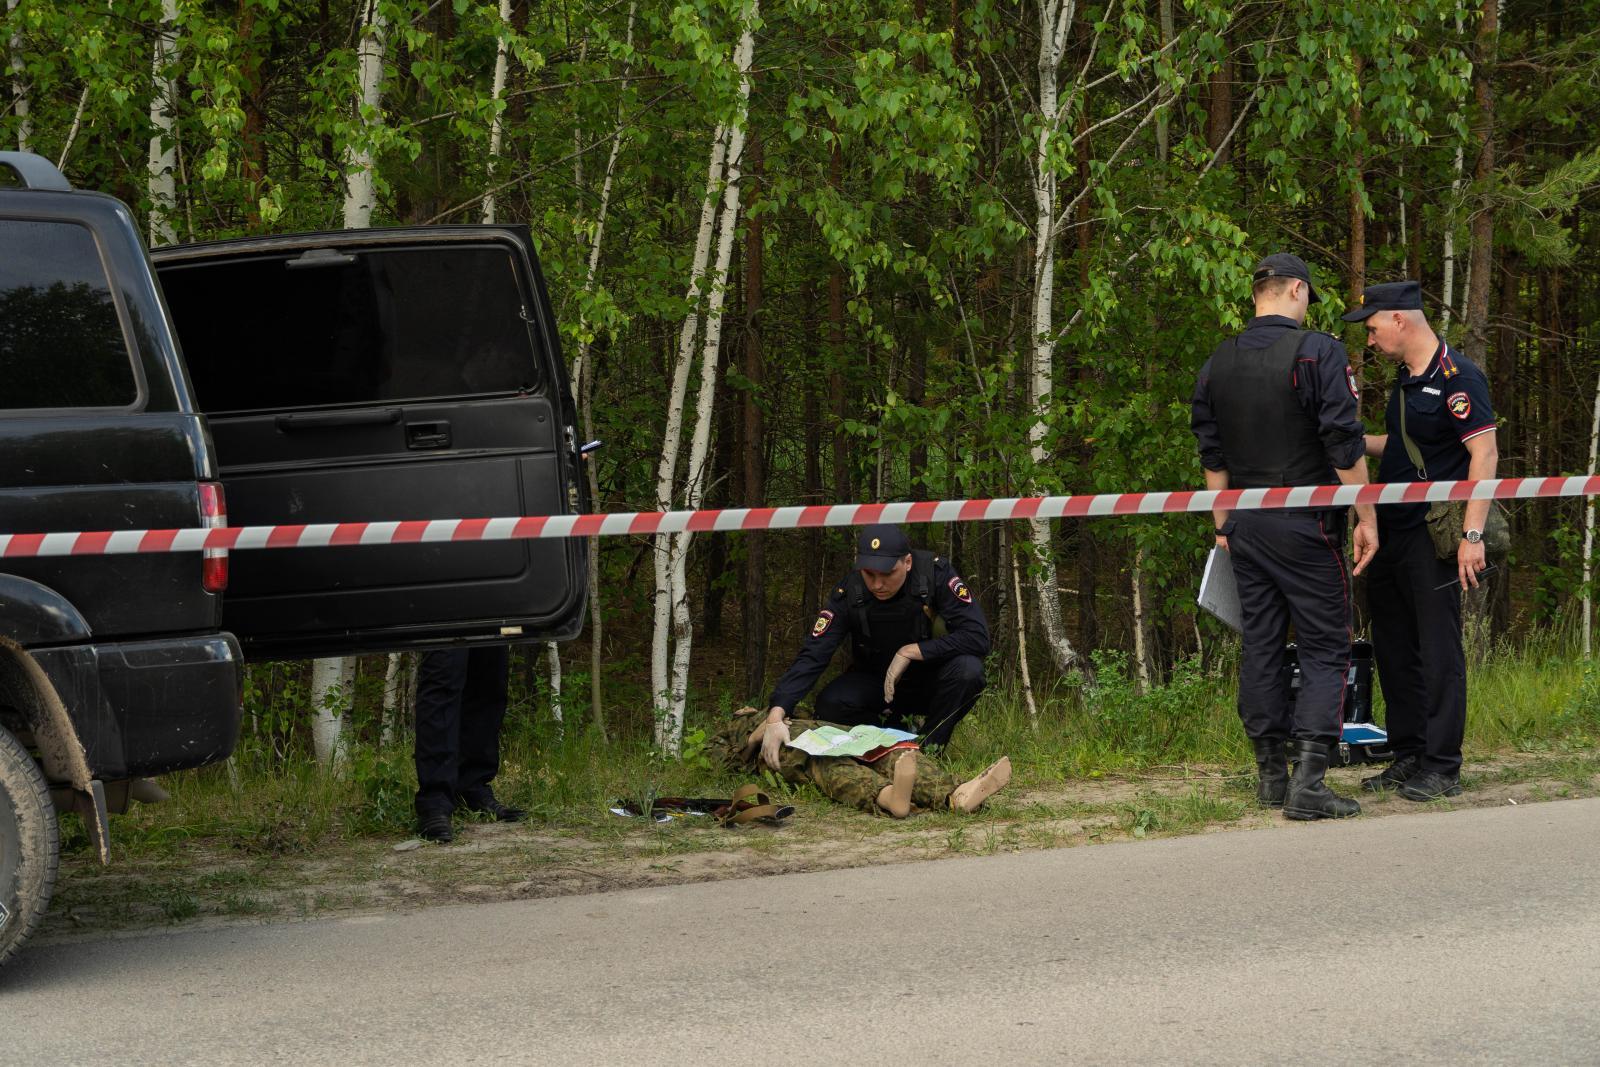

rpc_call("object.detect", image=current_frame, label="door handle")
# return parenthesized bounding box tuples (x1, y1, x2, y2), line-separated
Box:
(406, 421, 452, 450)
(276, 408, 400, 432)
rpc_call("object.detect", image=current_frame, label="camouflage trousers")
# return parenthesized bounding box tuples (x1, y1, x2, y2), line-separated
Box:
(707, 716, 958, 814)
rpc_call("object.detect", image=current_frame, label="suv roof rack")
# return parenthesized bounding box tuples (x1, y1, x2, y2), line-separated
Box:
(0, 151, 73, 191)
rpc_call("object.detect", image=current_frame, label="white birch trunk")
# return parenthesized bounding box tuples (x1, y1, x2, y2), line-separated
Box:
(481, 0, 512, 225)
(380, 652, 404, 746)
(1442, 4, 1466, 332)
(651, 120, 731, 732)
(546, 642, 563, 735)
(571, 3, 634, 742)
(1584, 368, 1600, 657)
(1131, 547, 1152, 692)
(1010, 533, 1040, 723)
(146, 0, 179, 247)
(342, 1, 387, 230)
(310, 657, 356, 769)
(1026, 0, 1082, 674)
(317, 4, 388, 765)
(6, 0, 29, 152)
(655, 4, 757, 753)
(569, 1, 637, 403)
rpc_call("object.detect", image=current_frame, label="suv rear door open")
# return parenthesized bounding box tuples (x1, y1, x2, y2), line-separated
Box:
(151, 227, 586, 659)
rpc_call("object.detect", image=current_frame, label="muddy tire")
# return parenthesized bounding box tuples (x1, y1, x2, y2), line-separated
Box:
(0, 724, 57, 969)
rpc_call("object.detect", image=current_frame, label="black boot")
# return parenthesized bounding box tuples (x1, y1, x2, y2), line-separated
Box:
(1283, 739, 1361, 821)
(1250, 737, 1288, 808)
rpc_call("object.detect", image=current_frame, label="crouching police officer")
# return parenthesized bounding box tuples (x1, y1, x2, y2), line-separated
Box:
(1190, 253, 1379, 820)
(756, 524, 990, 763)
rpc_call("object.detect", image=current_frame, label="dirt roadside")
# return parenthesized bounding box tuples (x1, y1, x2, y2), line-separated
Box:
(35, 752, 1598, 945)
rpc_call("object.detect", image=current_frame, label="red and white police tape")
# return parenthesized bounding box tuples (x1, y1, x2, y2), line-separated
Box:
(3, 475, 1596, 559)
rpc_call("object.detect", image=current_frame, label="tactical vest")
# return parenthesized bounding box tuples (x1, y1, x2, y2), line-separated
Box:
(1207, 330, 1333, 490)
(844, 549, 942, 672)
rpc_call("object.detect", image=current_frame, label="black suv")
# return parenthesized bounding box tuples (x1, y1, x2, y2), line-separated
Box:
(0, 151, 588, 966)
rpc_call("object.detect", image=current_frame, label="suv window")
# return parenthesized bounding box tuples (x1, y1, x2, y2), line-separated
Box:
(0, 219, 138, 410)
(159, 245, 545, 414)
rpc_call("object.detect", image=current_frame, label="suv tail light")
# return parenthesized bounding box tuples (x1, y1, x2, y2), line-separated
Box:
(199, 482, 229, 594)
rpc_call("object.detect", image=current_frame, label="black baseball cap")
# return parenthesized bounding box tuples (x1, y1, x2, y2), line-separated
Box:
(1341, 279, 1423, 322)
(1252, 253, 1321, 304)
(854, 524, 911, 571)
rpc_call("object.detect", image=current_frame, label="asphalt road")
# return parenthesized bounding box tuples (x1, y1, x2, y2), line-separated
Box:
(6, 798, 1599, 1066)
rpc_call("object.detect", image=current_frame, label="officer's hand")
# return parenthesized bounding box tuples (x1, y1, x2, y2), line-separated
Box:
(1458, 538, 1488, 590)
(759, 719, 790, 771)
(1350, 519, 1379, 577)
(883, 645, 921, 705)
(1214, 534, 1230, 552)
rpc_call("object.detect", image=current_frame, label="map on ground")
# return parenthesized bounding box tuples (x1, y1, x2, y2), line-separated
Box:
(788, 724, 920, 758)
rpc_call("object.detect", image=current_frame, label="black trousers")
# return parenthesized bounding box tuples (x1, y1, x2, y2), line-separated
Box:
(413, 646, 510, 817)
(814, 654, 986, 748)
(1230, 510, 1351, 744)
(1366, 522, 1466, 775)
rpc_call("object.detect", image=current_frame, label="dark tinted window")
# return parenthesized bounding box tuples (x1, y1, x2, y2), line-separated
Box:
(0, 219, 138, 409)
(160, 245, 543, 413)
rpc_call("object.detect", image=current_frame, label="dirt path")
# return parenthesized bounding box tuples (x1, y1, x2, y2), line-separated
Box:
(37, 751, 1598, 945)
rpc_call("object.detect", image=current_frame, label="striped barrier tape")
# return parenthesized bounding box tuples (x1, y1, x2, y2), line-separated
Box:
(2, 475, 1595, 559)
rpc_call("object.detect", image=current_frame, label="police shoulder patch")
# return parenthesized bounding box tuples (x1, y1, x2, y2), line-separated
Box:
(1447, 392, 1471, 420)
(948, 576, 972, 603)
(1347, 369, 1359, 400)
(811, 609, 835, 638)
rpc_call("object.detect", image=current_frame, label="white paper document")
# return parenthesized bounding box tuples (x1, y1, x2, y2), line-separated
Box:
(1198, 545, 1243, 633)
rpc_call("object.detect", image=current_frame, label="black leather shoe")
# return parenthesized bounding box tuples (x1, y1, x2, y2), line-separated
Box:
(1362, 754, 1421, 792)
(460, 796, 527, 822)
(418, 813, 454, 843)
(1397, 770, 1462, 802)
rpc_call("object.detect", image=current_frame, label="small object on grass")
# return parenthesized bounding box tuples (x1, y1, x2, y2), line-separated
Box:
(717, 783, 795, 827)
(392, 839, 424, 852)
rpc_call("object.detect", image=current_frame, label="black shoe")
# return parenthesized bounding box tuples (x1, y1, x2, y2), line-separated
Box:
(459, 796, 527, 823)
(1397, 770, 1462, 802)
(1250, 737, 1288, 808)
(1362, 754, 1421, 793)
(1282, 740, 1361, 821)
(418, 813, 454, 843)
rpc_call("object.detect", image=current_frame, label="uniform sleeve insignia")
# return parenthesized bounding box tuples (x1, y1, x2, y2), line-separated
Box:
(1448, 392, 1471, 419)
(948, 576, 972, 603)
(1347, 369, 1359, 400)
(811, 609, 835, 638)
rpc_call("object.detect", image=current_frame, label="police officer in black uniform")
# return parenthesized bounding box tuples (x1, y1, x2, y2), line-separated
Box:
(1344, 281, 1498, 802)
(1190, 253, 1379, 820)
(413, 647, 526, 842)
(755, 524, 990, 764)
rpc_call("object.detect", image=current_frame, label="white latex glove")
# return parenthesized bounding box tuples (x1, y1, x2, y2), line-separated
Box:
(759, 720, 790, 771)
(883, 652, 913, 705)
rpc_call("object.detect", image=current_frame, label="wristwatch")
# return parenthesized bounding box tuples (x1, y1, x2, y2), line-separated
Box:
(1463, 529, 1483, 544)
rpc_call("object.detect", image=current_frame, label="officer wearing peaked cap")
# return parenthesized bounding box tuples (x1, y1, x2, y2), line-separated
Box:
(1346, 280, 1499, 803)
(1191, 253, 1380, 821)
(754, 524, 990, 769)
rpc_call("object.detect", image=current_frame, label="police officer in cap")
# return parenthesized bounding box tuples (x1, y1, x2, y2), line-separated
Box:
(1190, 253, 1379, 820)
(755, 524, 990, 768)
(1345, 280, 1498, 802)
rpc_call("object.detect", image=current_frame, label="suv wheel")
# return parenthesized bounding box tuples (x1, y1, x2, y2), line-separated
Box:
(0, 725, 58, 968)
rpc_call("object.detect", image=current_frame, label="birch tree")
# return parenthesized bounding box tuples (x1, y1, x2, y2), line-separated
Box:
(342, 0, 387, 230)
(1023, 0, 1082, 674)
(6, 0, 28, 152)
(146, 0, 179, 246)
(310, 657, 355, 769)
(312, 0, 389, 766)
(652, 0, 757, 753)
(481, 0, 512, 224)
